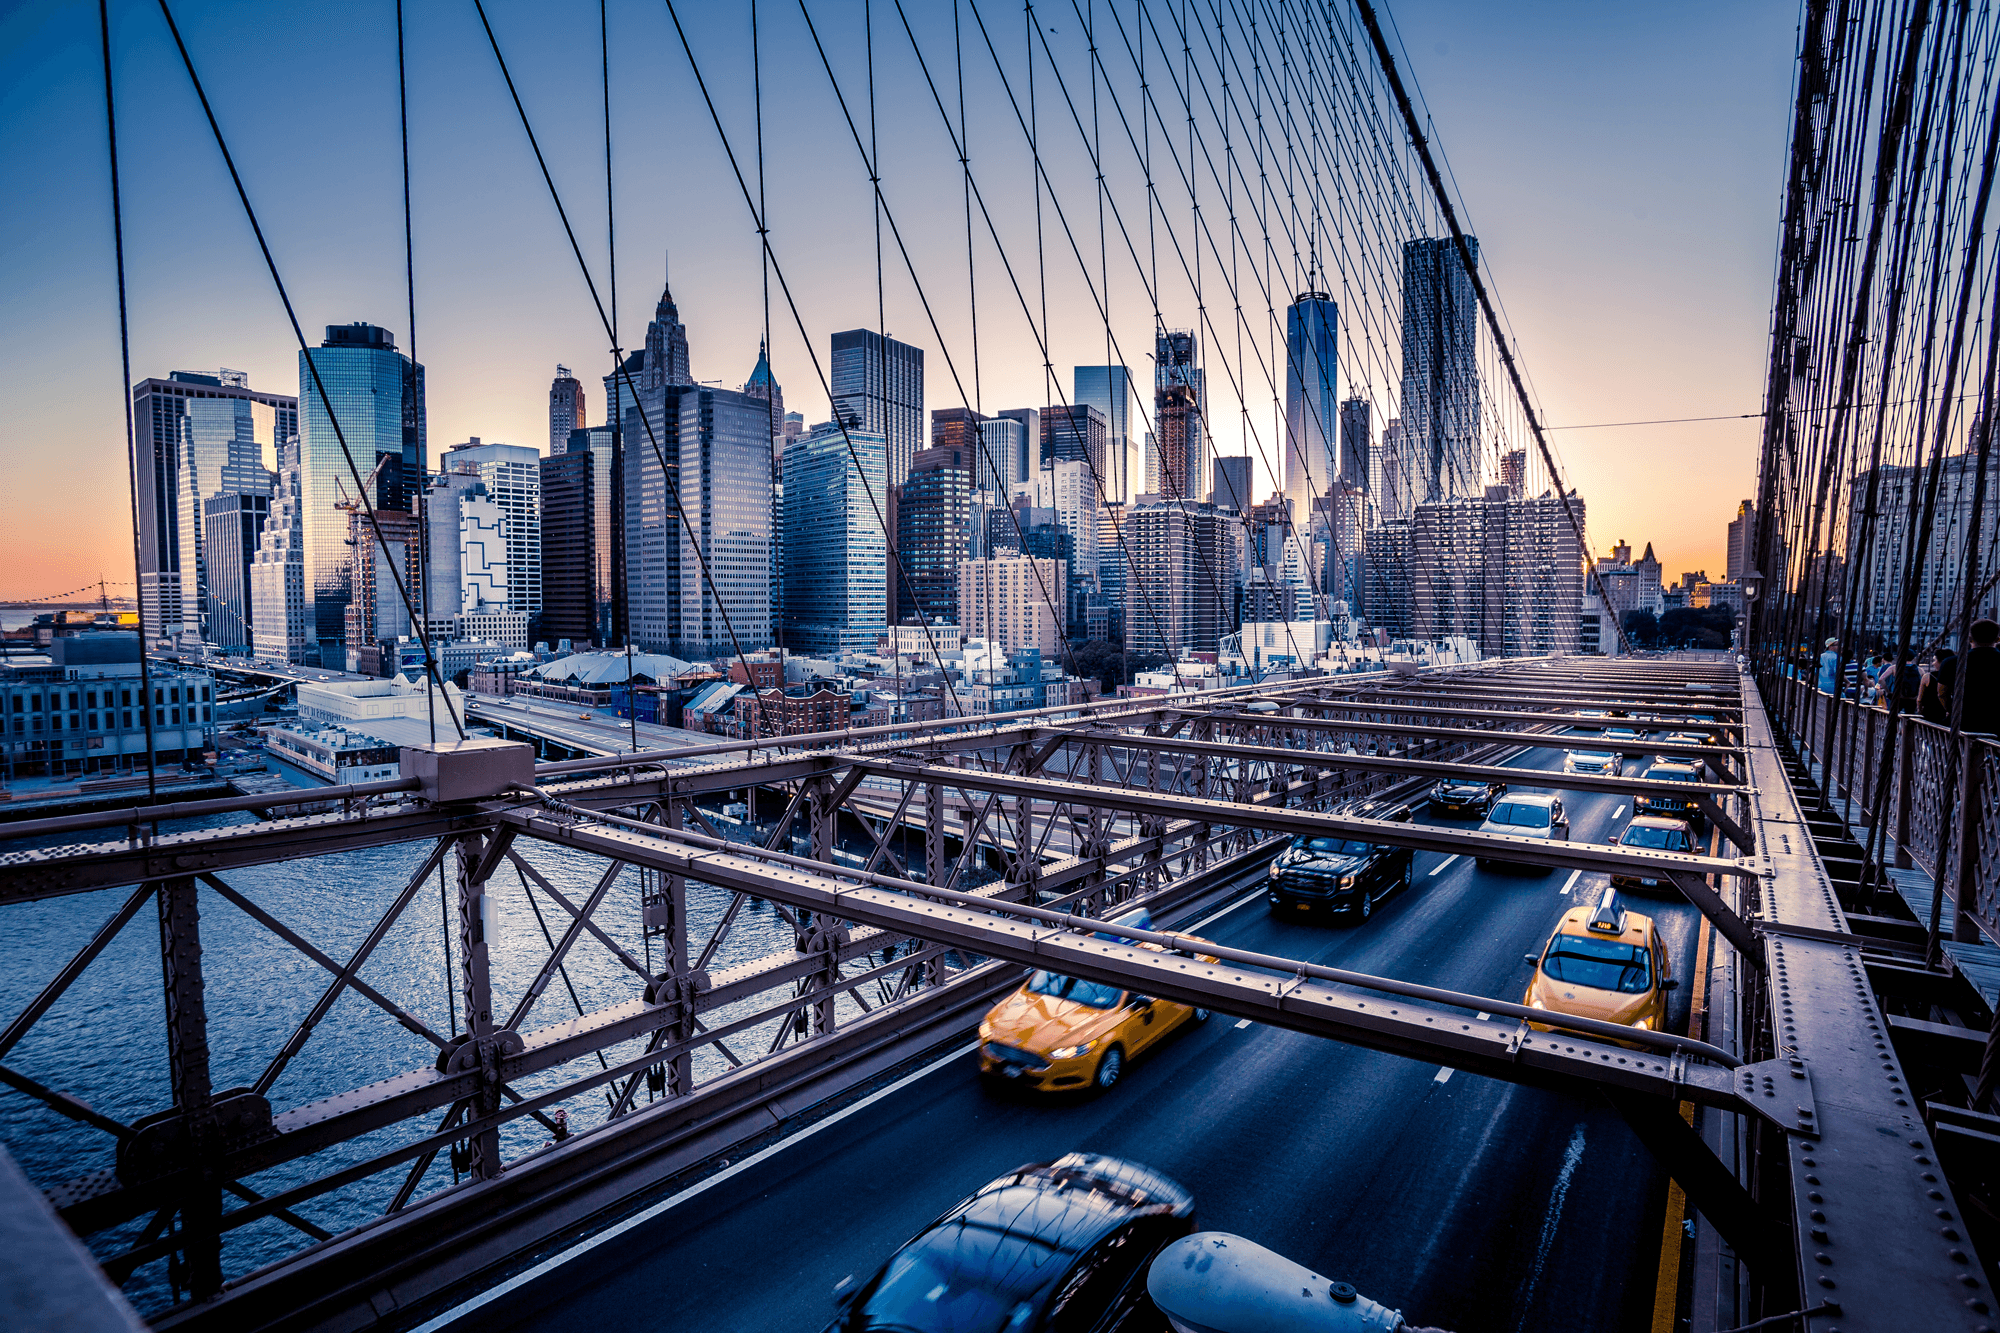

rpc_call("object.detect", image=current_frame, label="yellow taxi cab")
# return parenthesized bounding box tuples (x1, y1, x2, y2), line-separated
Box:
(1522, 887, 1677, 1043)
(978, 919, 1216, 1093)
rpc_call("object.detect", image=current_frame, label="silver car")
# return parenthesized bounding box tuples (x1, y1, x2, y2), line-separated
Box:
(1563, 749, 1620, 777)
(1475, 793, 1569, 873)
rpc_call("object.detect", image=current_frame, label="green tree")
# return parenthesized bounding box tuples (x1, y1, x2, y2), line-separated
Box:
(1622, 609, 1660, 647)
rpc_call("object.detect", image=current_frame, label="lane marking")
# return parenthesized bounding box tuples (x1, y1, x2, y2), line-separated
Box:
(1513, 1125, 1589, 1332)
(1559, 870, 1582, 896)
(1187, 887, 1266, 932)
(409, 1042, 979, 1332)
(1429, 854, 1460, 877)
(1433, 1065, 1453, 1084)
(1234, 1019, 1252, 1030)
(1613, 805, 1626, 819)
(1477, 1012, 1491, 1021)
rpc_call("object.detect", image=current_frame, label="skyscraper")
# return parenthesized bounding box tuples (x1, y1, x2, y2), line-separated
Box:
(897, 442, 972, 626)
(784, 420, 889, 657)
(675, 387, 773, 657)
(1339, 398, 1371, 493)
(932, 406, 990, 488)
(1726, 499, 1756, 582)
(1284, 292, 1338, 518)
(992, 409, 1038, 495)
(131, 369, 292, 646)
(541, 449, 598, 646)
(1401, 486, 1583, 656)
(299, 323, 424, 666)
(1074, 366, 1135, 502)
(1125, 498, 1236, 655)
(250, 437, 307, 663)
(1211, 455, 1253, 510)
(1377, 418, 1407, 521)
(563, 424, 621, 646)
(549, 365, 585, 455)
(741, 342, 785, 446)
(1153, 329, 1205, 501)
(831, 329, 924, 490)
(1399, 237, 1480, 503)
(444, 439, 542, 623)
(1040, 403, 1107, 475)
(202, 492, 269, 649)
(604, 268, 696, 454)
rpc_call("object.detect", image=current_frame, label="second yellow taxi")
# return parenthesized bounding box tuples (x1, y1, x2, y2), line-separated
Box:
(1522, 887, 1677, 1042)
(978, 917, 1216, 1093)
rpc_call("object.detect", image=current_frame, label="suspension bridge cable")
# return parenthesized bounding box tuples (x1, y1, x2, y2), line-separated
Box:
(100, 0, 159, 805)
(154, 0, 466, 739)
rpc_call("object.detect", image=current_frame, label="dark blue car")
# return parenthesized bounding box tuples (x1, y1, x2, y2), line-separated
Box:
(825, 1154, 1195, 1333)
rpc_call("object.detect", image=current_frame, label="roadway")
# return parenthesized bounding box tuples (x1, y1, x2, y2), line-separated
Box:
(465, 693, 720, 758)
(436, 732, 1709, 1333)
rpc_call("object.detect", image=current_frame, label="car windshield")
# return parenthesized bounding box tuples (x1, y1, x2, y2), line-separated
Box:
(1488, 803, 1552, 828)
(1621, 825, 1686, 851)
(855, 1223, 1061, 1333)
(1570, 751, 1615, 763)
(1026, 971, 1123, 1010)
(1644, 767, 1698, 784)
(1293, 835, 1374, 857)
(1606, 727, 1638, 737)
(1542, 935, 1652, 994)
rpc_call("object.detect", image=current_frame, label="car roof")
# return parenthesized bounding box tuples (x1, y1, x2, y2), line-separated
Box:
(1497, 792, 1558, 807)
(953, 1156, 1194, 1253)
(1645, 760, 1700, 772)
(1555, 904, 1655, 941)
(1625, 815, 1691, 830)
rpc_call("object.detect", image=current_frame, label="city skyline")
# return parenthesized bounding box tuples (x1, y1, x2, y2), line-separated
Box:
(0, 2, 1795, 597)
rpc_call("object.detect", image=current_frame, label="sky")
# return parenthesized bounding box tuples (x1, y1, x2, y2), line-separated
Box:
(0, 0, 1800, 599)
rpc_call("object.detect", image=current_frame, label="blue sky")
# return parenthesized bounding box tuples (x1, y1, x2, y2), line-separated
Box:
(0, 0, 1799, 595)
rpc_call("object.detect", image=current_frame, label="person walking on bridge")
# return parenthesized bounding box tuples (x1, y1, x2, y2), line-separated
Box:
(1817, 638, 1841, 694)
(1960, 619, 2000, 737)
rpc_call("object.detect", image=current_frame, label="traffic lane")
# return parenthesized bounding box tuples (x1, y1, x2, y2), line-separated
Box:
(500, 835, 1699, 1332)
(489, 896, 1550, 1333)
(493, 745, 1708, 1331)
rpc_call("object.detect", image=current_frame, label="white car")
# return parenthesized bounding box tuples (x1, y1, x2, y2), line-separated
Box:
(1563, 749, 1620, 777)
(1475, 793, 1570, 873)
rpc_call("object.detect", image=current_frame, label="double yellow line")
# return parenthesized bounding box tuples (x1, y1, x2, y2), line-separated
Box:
(1651, 828, 1722, 1331)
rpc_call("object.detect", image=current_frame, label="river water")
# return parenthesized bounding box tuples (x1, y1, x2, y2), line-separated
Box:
(0, 806, 896, 1315)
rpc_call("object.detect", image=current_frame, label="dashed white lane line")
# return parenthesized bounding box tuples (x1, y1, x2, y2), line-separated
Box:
(1560, 870, 1582, 895)
(1234, 1019, 1253, 1030)
(1477, 1012, 1491, 1021)
(1613, 805, 1627, 819)
(1433, 1066, 1454, 1084)
(1429, 854, 1460, 877)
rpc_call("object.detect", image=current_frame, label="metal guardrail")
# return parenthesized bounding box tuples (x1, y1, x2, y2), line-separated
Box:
(1767, 672, 1999, 939)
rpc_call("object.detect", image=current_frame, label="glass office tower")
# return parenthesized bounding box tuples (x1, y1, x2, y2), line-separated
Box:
(783, 422, 888, 658)
(298, 323, 424, 666)
(130, 370, 292, 646)
(1284, 292, 1338, 520)
(1399, 237, 1480, 503)
(831, 328, 924, 490)
(1073, 366, 1134, 502)
(677, 387, 773, 658)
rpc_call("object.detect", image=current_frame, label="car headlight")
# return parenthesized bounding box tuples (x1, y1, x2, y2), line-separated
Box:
(1338, 875, 1356, 887)
(1048, 1041, 1096, 1060)
(1529, 999, 1547, 1010)
(1268, 862, 1283, 880)
(979, 1020, 993, 1040)
(1631, 1018, 1651, 1030)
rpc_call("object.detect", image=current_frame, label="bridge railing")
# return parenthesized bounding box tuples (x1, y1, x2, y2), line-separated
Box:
(1766, 669, 2000, 939)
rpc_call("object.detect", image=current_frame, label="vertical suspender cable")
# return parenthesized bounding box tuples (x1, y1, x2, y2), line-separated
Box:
(100, 0, 158, 806)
